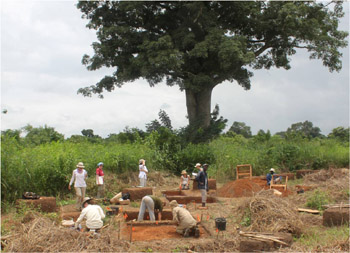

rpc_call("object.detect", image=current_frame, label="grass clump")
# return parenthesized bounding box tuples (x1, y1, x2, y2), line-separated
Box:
(306, 189, 331, 211)
(294, 225, 349, 251)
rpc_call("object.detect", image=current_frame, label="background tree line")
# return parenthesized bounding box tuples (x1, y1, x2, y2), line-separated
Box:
(1, 114, 348, 204)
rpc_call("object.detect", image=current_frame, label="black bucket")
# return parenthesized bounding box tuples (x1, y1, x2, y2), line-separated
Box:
(111, 206, 119, 214)
(215, 218, 226, 231)
(107, 206, 119, 216)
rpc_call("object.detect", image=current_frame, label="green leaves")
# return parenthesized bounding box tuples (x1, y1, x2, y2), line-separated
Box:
(77, 1, 348, 95)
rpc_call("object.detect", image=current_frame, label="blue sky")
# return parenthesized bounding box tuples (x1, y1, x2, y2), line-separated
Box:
(1, 1, 349, 137)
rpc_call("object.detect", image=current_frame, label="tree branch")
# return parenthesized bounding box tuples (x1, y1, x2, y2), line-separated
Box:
(254, 43, 271, 57)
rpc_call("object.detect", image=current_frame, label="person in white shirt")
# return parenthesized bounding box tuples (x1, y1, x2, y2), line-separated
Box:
(180, 170, 190, 190)
(75, 197, 105, 231)
(68, 162, 88, 210)
(138, 159, 148, 187)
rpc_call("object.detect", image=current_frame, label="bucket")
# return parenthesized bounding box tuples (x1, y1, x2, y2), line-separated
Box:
(106, 206, 119, 216)
(215, 218, 226, 231)
(111, 206, 119, 213)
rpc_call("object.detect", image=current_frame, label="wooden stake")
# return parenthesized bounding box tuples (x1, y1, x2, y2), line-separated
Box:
(118, 220, 121, 240)
(130, 220, 133, 243)
(239, 231, 289, 246)
(297, 208, 320, 214)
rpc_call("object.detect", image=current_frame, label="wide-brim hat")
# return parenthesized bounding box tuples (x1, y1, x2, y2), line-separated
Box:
(181, 170, 187, 175)
(76, 162, 85, 168)
(82, 197, 92, 207)
(169, 200, 178, 208)
(194, 163, 201, 168)
(270, 168, 275, 172)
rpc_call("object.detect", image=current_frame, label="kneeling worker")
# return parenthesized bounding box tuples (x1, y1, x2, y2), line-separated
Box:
(137, 195, 163, 221)
(170, 200, 200, 238)
(75, 197, 105, 231)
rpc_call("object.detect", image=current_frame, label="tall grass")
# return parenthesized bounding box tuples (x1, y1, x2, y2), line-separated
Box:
(1, 138, 151, 203)
(1, 134, 348, 203)
(209, 136, 349, 182)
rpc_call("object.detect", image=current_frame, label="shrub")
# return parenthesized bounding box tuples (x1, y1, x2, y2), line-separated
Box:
(306, 190, 331, 211)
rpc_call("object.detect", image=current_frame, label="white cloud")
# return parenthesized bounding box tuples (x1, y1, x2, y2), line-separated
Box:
(1, 1, 349, 137)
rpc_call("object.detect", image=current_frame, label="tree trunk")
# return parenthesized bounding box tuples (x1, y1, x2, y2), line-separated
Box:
(185, 88, 213, 129)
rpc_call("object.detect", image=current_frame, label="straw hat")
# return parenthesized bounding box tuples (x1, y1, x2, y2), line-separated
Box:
(82, 197, 92, 207)
(169, 200, 178, 208)
(194, 163, 201, 168)
(181, 170, 187, 175)
(76, 162, 85, 168)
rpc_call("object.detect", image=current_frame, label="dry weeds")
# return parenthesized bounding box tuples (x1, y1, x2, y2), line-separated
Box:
(6, 216, 129, 252)
(244, 192, 304, 237)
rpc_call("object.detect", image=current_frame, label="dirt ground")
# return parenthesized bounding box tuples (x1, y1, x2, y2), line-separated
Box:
(2, 168, 349, 252)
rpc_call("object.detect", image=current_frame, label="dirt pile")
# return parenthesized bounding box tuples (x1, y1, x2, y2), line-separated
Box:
(304, 168, 349, 183)
(303, 168, 349, 202)
(217, 179, 262, 198)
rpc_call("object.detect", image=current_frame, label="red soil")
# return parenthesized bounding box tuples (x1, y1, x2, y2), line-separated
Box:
(217, 179, 262, 198)
(122, 225, 206, 241)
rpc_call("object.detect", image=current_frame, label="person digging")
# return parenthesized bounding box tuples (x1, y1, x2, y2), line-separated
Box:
(169, 200, 200, 238)
(75, 197, 105, 232)
(266, 168, 282, 186)
(137, 195, 163, 221)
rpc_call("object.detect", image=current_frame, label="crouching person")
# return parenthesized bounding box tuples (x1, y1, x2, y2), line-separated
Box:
(75, 197, 105, 232)
(169, 200, 200, 238)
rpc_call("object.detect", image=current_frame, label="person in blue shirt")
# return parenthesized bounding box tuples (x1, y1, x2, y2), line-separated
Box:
(195, 164, 209, 207)
(266, 168, 281, 186)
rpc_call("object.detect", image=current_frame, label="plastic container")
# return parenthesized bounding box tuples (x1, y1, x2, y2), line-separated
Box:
(106, 206, 119, 216)
(215, 217, 226, 231)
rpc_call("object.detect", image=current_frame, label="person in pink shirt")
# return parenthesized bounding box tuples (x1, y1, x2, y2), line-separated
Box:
(96, 162, 105, 198)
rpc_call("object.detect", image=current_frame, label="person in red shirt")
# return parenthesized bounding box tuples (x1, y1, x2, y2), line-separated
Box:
(96, 162, 105, 198)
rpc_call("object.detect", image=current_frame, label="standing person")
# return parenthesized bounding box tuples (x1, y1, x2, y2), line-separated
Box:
(194, 163, 203, 172)
(75, 197, 105, 231)
(195, 163, 209, 207)
(138, 159, 148, 187)
(69, 162, 88, 210)
(137, 195, 163, 221)
(180, 170, 190, 190)
(96, 162, 105, 199)
(170, 200, 199, 237)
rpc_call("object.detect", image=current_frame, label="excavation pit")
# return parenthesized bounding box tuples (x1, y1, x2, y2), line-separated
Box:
(166, 195, 216, 204)
(123, 209, 173, 221)
(161, 190, 217, 204)
(121, 221, 209, 241)
(122, 187, 153, 201)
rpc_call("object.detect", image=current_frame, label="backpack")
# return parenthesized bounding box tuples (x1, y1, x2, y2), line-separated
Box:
(122, 192, 130, 200)
(23, 192, 40, 199)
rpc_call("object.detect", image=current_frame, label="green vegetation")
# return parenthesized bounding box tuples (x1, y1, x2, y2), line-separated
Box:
(296, 225, 349, 250)
(306, 190, 331, 211)
(1, 123, 349, 205)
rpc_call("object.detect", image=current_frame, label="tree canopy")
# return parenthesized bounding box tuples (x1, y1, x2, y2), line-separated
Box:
(228, 121, 252, 138)
(77, 1, 348, 133)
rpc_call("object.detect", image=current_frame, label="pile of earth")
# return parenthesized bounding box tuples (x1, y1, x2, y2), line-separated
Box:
(217, 179, 262, 198)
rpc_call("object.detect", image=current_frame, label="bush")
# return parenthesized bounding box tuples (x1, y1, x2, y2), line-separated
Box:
(306, 190, 331, 211)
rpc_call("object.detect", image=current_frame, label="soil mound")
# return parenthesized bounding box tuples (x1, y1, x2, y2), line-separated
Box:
(217, 179, 262, 198)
